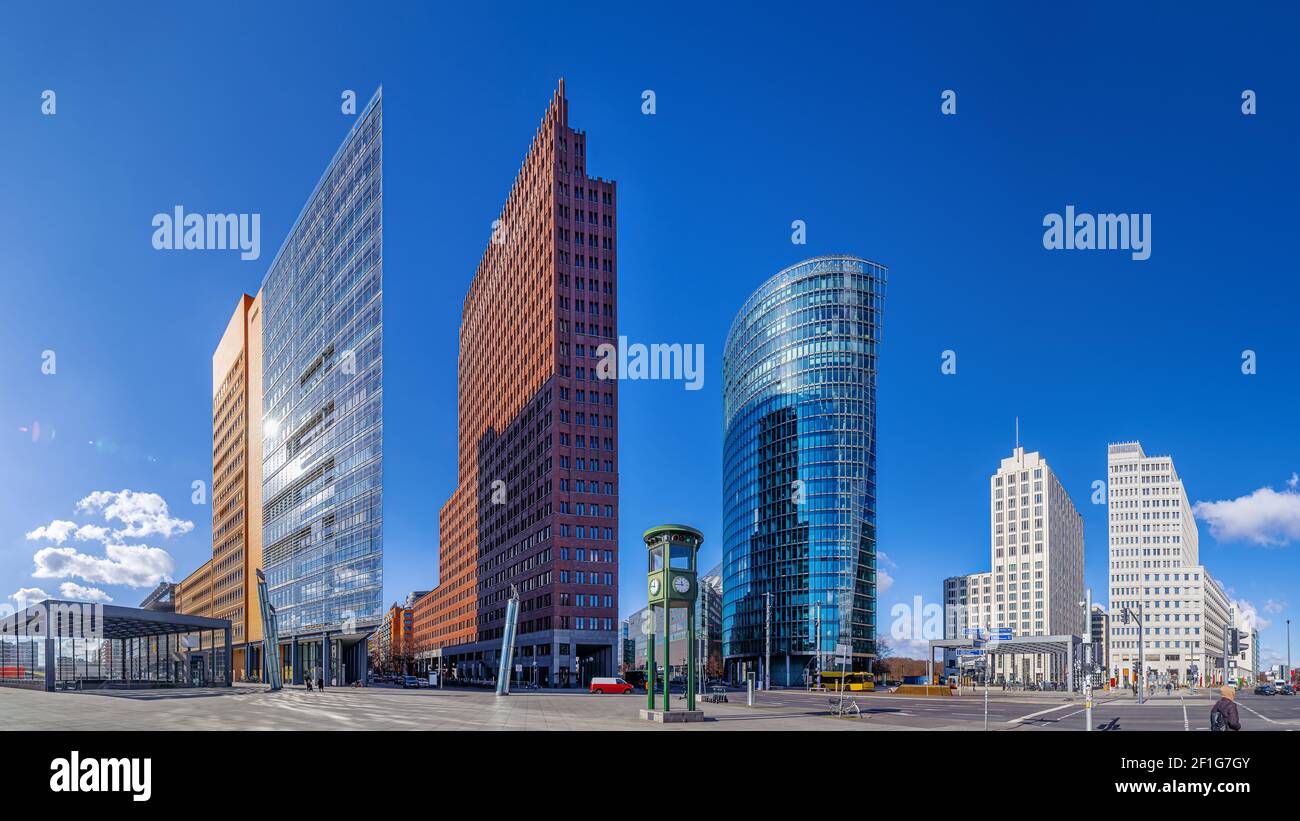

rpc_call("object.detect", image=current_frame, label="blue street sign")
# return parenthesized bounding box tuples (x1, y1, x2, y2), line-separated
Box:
(958, 648, 986, 656)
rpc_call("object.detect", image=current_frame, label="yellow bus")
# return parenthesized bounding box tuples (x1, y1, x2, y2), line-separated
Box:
(819, 671, 875, 692)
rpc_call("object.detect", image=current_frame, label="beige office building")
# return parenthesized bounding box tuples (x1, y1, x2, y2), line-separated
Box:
(1105, 441, 1230, 688)
(983, 447, 1085, 683)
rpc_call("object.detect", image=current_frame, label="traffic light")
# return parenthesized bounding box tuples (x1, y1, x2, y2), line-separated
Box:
(1229, 628, 1241, 656)
(1121, 607, 1131, 625)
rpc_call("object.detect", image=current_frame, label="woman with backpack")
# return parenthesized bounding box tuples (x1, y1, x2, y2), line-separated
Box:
(1210, 685, 1241, 731)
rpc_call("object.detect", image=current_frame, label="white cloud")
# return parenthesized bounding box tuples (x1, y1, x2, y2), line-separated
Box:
(1264, 599, 1287, 615)
(1233, 598, 1270, 632)
(1260, 646, 1284, 669)
(9, 587, 50, 610)
(876, 551, 895, 593)
(24, 520, 77, 544)
(74, 524, 111, 542)
(877, 568, 895, 594)
(58, 582, 113, 603)
(19, 489, 188, 592)
(883, 636, 932, 660)
(1193, 478, 1300, 546)
(26, 521, 114, 544)
(76, 490, 193, 540)
(32, 543, 174, 589)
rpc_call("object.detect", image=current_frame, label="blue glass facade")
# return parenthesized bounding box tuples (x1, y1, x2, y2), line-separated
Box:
(261, 91, 383, 642)
(721, 255, 886, 686)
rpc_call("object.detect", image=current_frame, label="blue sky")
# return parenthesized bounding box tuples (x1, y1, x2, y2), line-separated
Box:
(1, 2, 1297, 669)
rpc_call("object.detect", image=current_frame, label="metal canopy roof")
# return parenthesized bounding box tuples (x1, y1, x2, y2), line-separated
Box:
(930, 634, 1083, 656)
(1, 599, 231, 640)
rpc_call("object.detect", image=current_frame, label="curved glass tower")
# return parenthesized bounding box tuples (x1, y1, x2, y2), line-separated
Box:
(721, 255, 886, 686)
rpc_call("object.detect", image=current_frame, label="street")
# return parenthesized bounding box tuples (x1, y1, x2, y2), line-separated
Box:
(4, 683, 1297, 731)
(748, 688, 1300, 731)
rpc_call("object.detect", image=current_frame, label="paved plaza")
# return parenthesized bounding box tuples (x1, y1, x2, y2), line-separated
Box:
(3, 684, 1298, 731)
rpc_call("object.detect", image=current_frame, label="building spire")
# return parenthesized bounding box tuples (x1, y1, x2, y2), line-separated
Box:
(1015, 416, 1019, 450)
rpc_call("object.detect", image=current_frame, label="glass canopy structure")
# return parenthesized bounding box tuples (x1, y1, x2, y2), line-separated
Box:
(0, 599, 233, 692)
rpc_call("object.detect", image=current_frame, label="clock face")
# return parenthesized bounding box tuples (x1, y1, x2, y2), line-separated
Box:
(673, 575, 690, 594)
(649, 578, 661, 596)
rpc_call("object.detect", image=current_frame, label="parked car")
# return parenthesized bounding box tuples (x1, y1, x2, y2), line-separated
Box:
(1254, 684, 1274, 695)
(1275, 682, 1295, 695)
(589, 676, 634, 695)
(402, 675, 422, 688)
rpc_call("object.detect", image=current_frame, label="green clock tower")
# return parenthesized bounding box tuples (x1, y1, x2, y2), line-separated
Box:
(641, 523, 705, 722)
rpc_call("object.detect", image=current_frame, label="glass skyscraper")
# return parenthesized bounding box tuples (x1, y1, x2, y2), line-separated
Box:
(721, 255, 886, 686)
(259, 89, 383, 686)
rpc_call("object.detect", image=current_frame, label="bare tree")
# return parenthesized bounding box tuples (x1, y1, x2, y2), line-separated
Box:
(706, 649, 725, 679)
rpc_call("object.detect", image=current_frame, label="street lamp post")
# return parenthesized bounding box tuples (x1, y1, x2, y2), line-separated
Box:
(1123, 601, 1146, 705)
(1081, 591, 1093, 732)
(813, 607, 821, 689)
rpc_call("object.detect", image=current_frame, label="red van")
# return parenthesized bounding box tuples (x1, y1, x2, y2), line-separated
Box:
(589, 677, 634, 694)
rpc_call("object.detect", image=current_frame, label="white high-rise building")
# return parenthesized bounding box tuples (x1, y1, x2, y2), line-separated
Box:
(984, 447, 1085, 683)
(1105, 441, 1231, 688)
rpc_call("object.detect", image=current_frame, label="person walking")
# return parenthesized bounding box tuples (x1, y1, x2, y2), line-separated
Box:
(1210, 685, 1241, 731)
(1166, 681, 1172, 697)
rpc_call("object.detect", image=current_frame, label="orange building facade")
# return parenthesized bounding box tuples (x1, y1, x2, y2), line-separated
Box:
(379, 602, 416, 674)
(176, 292, 266, 682)
(413, 81, 619, 687)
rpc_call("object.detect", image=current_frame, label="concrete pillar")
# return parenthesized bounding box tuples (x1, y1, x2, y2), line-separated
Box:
(43, 603, 55, 692)
(360, 636, 369, 686)
(320, 633, 330, 688)
(553, 640, 562, 688)
(224, 627, 233, 686)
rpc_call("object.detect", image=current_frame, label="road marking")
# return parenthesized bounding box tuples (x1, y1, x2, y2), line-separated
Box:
(1182, 694, 1189, 731)
(1239, 702, 1280, 725)
(1007, 702, 1076, 724)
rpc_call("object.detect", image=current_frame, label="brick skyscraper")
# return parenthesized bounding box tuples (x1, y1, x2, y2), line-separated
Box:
(414, 81, 619, 686)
